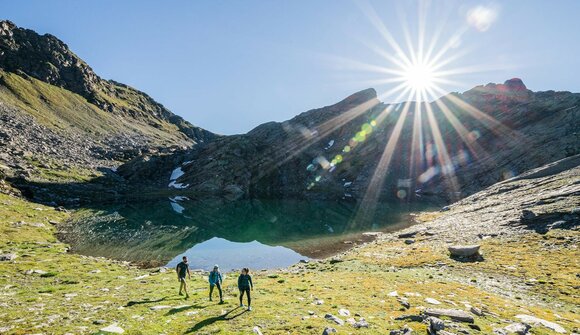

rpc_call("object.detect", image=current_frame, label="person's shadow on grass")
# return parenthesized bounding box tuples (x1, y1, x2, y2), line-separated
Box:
(125, 296, 168, 307)
(165, 303, 207, 316)
(185, 306, 247, 333)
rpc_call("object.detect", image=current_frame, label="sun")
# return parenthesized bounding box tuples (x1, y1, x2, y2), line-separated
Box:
(402, 61, 436, 92)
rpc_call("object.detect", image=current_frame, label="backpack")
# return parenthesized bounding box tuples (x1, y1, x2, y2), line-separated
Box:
(209, 271, 220, 283)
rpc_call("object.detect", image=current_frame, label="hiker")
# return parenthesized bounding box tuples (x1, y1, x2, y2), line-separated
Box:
(238, 267, 253, 311)
(176, 256, 191, 299)
(208, 264, 223, 303)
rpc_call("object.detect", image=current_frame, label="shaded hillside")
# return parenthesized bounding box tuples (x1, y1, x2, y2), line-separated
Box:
(120, 79, 580, 202)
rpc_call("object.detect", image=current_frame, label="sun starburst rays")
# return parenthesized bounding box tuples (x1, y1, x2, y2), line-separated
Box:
(245, 1, 515, 228)
(341, 2, 517, 225)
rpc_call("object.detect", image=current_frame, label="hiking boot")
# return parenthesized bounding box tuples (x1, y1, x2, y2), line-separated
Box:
(248, 306, 252, 311)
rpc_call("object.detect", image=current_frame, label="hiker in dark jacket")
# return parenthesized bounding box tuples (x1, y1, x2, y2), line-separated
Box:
(237, 267, 253, 311)
(208, 265, 223, 303)
(176, 256, 191, 299)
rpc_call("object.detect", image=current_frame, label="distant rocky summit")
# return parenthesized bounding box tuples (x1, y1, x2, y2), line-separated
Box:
(120, 79, 579, 202)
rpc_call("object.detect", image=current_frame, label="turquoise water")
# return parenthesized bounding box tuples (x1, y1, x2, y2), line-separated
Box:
(63, 198, 436, 270)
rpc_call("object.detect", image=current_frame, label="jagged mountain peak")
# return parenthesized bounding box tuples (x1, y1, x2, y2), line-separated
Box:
(0, 19, 100, 100)
(504, 77, 527, 91)
(463, 77, 532, 100)
(0, 20, 16, 33)
(342, 87, 377, 104)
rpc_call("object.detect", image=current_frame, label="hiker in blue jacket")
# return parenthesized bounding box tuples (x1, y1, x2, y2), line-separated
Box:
(238, 267, 253, 311)
(208, 265, 223, 303)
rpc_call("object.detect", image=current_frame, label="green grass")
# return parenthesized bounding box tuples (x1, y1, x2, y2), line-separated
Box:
(0, 192, 578, 334)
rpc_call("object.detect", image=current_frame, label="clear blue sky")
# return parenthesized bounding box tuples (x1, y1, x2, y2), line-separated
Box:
(3, 0, 580, 134)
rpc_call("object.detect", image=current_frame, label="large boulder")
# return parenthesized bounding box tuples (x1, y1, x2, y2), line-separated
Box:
(448, 245, 480, 258)
(423, 308, 475, 323)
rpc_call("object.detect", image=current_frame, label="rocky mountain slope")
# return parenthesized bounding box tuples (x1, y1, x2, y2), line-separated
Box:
(0, 20, 216, 188)
(120, 79, 579, 202)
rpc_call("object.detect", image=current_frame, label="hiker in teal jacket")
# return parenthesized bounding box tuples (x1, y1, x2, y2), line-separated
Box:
(208, 265, 223, 303)
(238, 267, 253, 311)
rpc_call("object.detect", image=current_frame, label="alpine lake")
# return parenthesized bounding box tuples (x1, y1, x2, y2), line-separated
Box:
(60, 197, 438, 272)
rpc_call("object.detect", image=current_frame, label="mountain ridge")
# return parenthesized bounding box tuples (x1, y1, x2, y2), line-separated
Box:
(118, 78, 580, 203)
(0, 20, 578, 207)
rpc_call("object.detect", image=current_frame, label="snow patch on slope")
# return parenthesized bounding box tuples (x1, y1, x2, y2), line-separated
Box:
(168, 167, 188, 189)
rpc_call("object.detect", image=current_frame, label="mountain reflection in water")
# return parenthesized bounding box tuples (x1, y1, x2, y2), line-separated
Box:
(62, 198, 436, 269)
(166, 237, 305, 271)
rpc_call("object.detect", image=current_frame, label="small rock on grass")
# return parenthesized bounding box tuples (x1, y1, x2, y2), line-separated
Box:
(398, 231, 419, 238)
(427, 316, 445, 331)
(470, 306, 484, 316)
(425, 298, 442, 305)
(353, 319, 369, 328)
(390, 326, 413, 335)
(362, 232, 381, 236)
(0, 326, 13, 333)
(100, 324, 124, 334)
(515, 315, 566, 333)
(437, 331, 458, 335)
(398, 298, 410, 309)
(0, 253, 16, 261)
(25, 269, 47, 275)
(338, 308, 350, 316)
(520, 210, 536, 222)
(395, 314, 424, 322)
(325, 314, 345, 326)
(424, 308, 474, 323)
(323, 327, 337, 335)
(503, 322, 531, 334)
